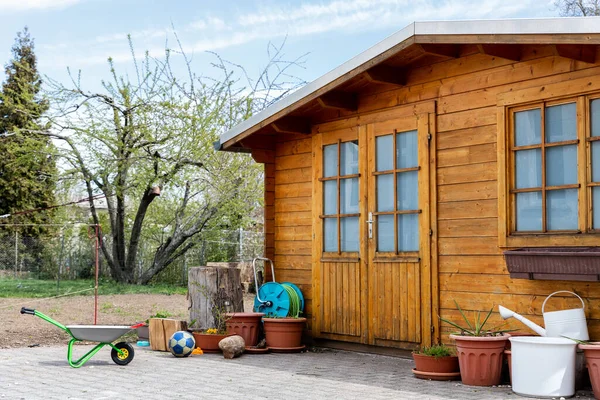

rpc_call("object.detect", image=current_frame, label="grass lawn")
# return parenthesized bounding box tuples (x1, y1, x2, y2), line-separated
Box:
(0, 278, 187, 298)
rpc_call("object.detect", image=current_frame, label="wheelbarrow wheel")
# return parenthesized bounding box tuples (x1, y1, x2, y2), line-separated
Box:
(111, 342, 134, 365)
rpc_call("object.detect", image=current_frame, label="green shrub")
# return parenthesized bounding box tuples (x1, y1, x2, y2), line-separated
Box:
(416, 344, 454, 358)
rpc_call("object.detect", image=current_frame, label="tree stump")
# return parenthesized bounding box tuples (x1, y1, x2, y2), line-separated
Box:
(188, 265, 243, 331)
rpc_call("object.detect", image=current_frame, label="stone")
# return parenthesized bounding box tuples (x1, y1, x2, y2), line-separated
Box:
(218, 335, 245, 359)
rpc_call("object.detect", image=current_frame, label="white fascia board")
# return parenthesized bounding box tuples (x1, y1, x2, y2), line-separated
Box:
(218, 17, 600, 149)
(416, 17, 600, 35)
(216, 23, 415, 149)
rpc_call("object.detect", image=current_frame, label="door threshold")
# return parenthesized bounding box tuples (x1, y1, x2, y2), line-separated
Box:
(311, 339, 414, 359)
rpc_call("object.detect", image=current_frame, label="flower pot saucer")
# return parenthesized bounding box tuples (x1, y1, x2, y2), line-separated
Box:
(268, 345, 306, 353)
(244, 346, 270, 354)
(412, 368, 460, 381)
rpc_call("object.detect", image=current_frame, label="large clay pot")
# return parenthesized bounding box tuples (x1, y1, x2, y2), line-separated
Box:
(225, 312, 264, 347)
(578, 343, 600, 399)
(263, 317, 306, 349)
(450, 334, 509, 386)
(191, 332, 231, 353)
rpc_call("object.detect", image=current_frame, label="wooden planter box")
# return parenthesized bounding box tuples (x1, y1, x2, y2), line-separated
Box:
(149, 318, 188, 351)
(504, 247, 600, 282)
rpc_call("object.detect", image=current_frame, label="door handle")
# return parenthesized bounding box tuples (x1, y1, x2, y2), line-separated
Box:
(366, 212, 373, 239)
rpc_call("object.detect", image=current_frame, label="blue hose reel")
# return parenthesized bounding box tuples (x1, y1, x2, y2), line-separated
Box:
(252, 257, 304, 317)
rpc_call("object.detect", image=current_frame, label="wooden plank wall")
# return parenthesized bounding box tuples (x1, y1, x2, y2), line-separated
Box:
(267, 44, 600, 344)
(352, 45, 600, 340)
(271, 133, 314, 325)
(431, 48, 600, 340)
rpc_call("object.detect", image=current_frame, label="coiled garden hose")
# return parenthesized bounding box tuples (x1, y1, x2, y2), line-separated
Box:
(282, 283, 301, 318)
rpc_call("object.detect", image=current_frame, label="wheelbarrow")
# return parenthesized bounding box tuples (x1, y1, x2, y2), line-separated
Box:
(21, 307, 139, 368)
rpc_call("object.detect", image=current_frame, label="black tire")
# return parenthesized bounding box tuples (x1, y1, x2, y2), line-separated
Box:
(111, 342, 134, 366)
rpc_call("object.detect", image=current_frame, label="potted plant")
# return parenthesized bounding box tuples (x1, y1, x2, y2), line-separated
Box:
(191, 328, 232, 353)
(412, 344, 460, 381)
(189, 309, 233, 353)
(440, 300, 512, 386)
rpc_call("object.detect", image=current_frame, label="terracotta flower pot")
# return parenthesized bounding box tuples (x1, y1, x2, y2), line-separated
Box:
(263, 317, 306, 349)
(578, 343, 600, 399)
(191, 332, 231, 353)
(450, 334, 509, 386)
(225, 312, 264, 347)
(412, 353, 460, 374)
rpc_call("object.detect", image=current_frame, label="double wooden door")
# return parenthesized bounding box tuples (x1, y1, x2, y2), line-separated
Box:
(312, 106, 436, 349)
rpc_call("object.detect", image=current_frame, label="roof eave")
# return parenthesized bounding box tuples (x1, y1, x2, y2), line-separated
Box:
(218, 16, 600, 151)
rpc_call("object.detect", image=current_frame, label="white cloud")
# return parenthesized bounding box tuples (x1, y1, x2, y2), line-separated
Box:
(0, 0, 81, 11)
(39, 0, 556, 69)
(187, 17, 227, 32)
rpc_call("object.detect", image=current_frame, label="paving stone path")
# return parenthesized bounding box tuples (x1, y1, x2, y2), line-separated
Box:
(0, 345, 594, 399)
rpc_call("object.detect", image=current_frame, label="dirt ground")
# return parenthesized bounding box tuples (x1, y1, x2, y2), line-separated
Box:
(0, 293, 255, 349)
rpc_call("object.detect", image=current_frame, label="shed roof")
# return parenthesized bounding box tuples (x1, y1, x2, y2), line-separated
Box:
(217, 17, 600, 151)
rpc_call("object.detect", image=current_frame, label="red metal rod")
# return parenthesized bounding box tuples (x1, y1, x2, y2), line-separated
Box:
(94, 225, 99, 325)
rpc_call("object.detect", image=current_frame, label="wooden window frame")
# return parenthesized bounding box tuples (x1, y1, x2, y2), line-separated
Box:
(320, 138, 360, 256)
(508, 100, 580, 234)
(372, 128, 421, 257)
(498, 75, 600, 248)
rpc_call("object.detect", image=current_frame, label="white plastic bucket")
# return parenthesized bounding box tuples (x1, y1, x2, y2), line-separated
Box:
(510, 337, 577, 398)
(542, 291, 589, 341)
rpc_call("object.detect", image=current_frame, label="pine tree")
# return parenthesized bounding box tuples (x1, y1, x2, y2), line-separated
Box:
(0, 27, 56, 233)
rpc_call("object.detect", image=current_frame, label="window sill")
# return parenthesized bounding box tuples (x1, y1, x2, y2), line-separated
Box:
(504, 247, 600, 282)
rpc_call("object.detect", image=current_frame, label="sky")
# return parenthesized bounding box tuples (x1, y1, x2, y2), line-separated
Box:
(0, 0, 560, 94)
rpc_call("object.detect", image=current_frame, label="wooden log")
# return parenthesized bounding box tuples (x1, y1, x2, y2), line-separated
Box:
(188, 266, 244, 331)
(149, 318, 188, 351)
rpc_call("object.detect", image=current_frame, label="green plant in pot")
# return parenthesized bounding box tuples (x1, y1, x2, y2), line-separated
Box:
(189, 287, 234, 353)
(439, 300, 512, 387)
(412, 344, 460, 381)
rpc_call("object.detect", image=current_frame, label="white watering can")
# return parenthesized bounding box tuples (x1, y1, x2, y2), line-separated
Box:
(499, 291, 589, 341)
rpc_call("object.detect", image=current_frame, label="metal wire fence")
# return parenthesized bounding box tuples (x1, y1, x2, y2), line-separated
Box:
(0, 225, 98, 280)
(0, 226, 264, 285)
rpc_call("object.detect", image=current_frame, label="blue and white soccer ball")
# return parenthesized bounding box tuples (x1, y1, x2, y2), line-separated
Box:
(168, 330, 195, 358)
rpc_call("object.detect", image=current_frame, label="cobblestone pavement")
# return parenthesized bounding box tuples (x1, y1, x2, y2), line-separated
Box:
(0, 345, 595, 399)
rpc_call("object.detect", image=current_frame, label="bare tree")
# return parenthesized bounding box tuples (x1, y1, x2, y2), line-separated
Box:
(555, 0, 600, 16)
(19, 37, 305, 284)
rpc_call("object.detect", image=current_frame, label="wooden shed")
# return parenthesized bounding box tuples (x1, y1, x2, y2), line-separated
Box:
(216, 17, 600, 351)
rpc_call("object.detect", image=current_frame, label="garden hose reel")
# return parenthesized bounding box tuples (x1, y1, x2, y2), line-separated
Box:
(252, 257, 304, 317)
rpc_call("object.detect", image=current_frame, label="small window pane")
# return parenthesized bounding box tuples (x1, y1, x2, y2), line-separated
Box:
(545, 103, 577, 143)
(376, 135, 393, 171)
(341, 217, 359, 252)
(341, 141, 359, 176)
(324, 218, 337, 252)
(396, 130, 418, 169)
(323, 144, 337, 177)
(592, 141, 600, 182)
(593, 187, 600, 229)
(398, 214, 419, 251)
(377, 215, 394, 252)
(516, 191, 542, 231)
(341, 178, 359, 214)
(397, 171, 418, 210)
(515, 109, 541, 146)
(547, 189, 578, 230)
(377, 174, 394, 212)
(591, 99, 600, 137)
(546, 145, 577, 186)
(515, 149, 542, 189)
(323, 180, 337, 215)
